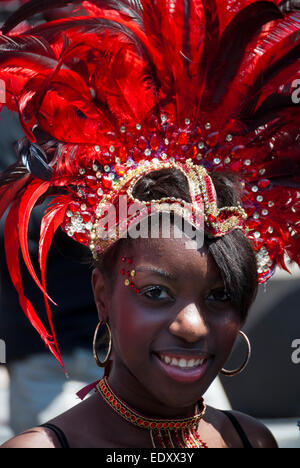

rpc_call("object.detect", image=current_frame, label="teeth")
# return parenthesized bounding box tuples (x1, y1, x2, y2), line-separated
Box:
(160, 355, 205, 368)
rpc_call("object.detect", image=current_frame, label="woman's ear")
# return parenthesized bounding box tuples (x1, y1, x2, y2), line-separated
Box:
(92, 268, 109, 322)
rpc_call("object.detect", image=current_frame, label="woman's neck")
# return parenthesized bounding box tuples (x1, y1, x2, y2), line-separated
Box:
(107, 367, 199, 420)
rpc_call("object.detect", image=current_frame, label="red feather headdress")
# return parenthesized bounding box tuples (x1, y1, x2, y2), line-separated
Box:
(0, 0, 299, 367)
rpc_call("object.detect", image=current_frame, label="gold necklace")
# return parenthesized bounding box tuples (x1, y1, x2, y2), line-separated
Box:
(97, 377, 207, 448)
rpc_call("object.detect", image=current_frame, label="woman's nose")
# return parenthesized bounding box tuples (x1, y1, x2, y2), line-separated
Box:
(168, 303, 209, 343)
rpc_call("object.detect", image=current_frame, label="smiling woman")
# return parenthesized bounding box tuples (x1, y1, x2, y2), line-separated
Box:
(0, 0, 299, 449)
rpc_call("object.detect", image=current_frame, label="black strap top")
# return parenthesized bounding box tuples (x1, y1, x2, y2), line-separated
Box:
(221, 410, 254, 448)
(40, 411, 253, 448)
(40, 423, 70, 449)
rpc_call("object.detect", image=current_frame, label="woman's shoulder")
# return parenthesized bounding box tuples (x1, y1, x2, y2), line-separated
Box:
(1, 426, 61, 448)
(225, 409, 278, 448)
(206, 406, 278, 448)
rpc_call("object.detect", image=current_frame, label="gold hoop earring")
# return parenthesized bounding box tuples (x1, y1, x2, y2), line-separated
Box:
(93, 321, 112, 367)
(221, 330, 251, 377)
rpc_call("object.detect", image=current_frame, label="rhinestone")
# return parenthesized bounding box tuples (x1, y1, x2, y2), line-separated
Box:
(196, 154, 202, 160)
(161, 114, 167, 123)
(185, 118, 191, 125)
(205, 122, 211, 130)
(126, 160, 133, 167)
(120, 126, 126, 133)
(67, 210, 73, 218)
(262, 209, 269, 216)
(254, 231, 261, 239)
(164, 138, 169, 145)
(86, 222, 93, 231)
(104, 165, 110, 172)
(252, 186, 258, 193)
(79, 168, 86, 175)
(67, 231, 74, 237)
(198, 142, 205, 149)
(152, 158, 160, 164)
(97, 188, 103, 196)
(224, 157, 231, 164)
(214, 158, 221, 165)
(94, 145, 100, 152)
(257, 195, 263, 202)
(226, 134, 233, 142)
(109, 145, 115, 153)
(161, 153, 167, 160)
(268, 226, 274, 234)
(78, 190, 84, 197)
(253, 212, 259, 219)
(95, 171, 101, 179)
(90, 232, 96, 239)
(268, 201, 274, 207)
(244, 159, 251, 166)
(136, 123, 142, 130)
(169, 157, 175, 163)
(108, 173, 115, 180)
(80, 204, 87, 211)
(144, 148, 151, 156)
(90, 243, 95, 250)
(259, 168, 266, 175)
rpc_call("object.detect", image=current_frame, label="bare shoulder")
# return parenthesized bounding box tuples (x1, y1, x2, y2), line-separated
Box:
(226, 410, 278, 448)
(1, 427, 60, 449)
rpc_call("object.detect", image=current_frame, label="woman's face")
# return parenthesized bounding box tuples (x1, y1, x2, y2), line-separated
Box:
(93, 234, 242, 415)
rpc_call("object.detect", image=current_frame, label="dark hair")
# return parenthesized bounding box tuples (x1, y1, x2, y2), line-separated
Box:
(96, 168, 258, 323)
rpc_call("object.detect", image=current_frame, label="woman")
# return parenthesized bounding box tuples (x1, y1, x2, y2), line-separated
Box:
(0, 0, 299, 448)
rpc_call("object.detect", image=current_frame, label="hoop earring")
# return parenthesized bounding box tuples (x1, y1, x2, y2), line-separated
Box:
(221, 330, 251, 377)
(93, 321, 112, 368)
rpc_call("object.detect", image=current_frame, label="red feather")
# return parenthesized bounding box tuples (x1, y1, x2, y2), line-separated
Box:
(39, 197, 69, 368)
(17, 179, 57, 304)
(4, 200, 64, 368)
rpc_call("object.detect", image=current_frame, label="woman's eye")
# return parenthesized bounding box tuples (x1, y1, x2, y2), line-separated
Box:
(206, 288, 232, 303)
(140, 286, 171, 301)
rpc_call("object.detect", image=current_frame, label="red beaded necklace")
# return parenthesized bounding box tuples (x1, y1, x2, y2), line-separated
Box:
(97, 377, 208, 448)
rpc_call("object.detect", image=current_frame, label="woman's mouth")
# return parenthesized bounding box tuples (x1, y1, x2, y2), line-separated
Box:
(153, 352, 212, 383)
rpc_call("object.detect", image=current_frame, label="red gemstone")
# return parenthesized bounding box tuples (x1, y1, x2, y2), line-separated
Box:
(86, 194, 98, 206)
(207, 214, 217, 224)
(74, 233, 89, 245)
(137, 136, 148, 150)
(69, 201, 81, 212)
(86, 175, 99, 190)
(115, 164, 126, 176)
(81, 212, 91, 222)
(258, 179, 270, 189)
(150, 134, 161, 151)
(102, 176, 112, 189)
